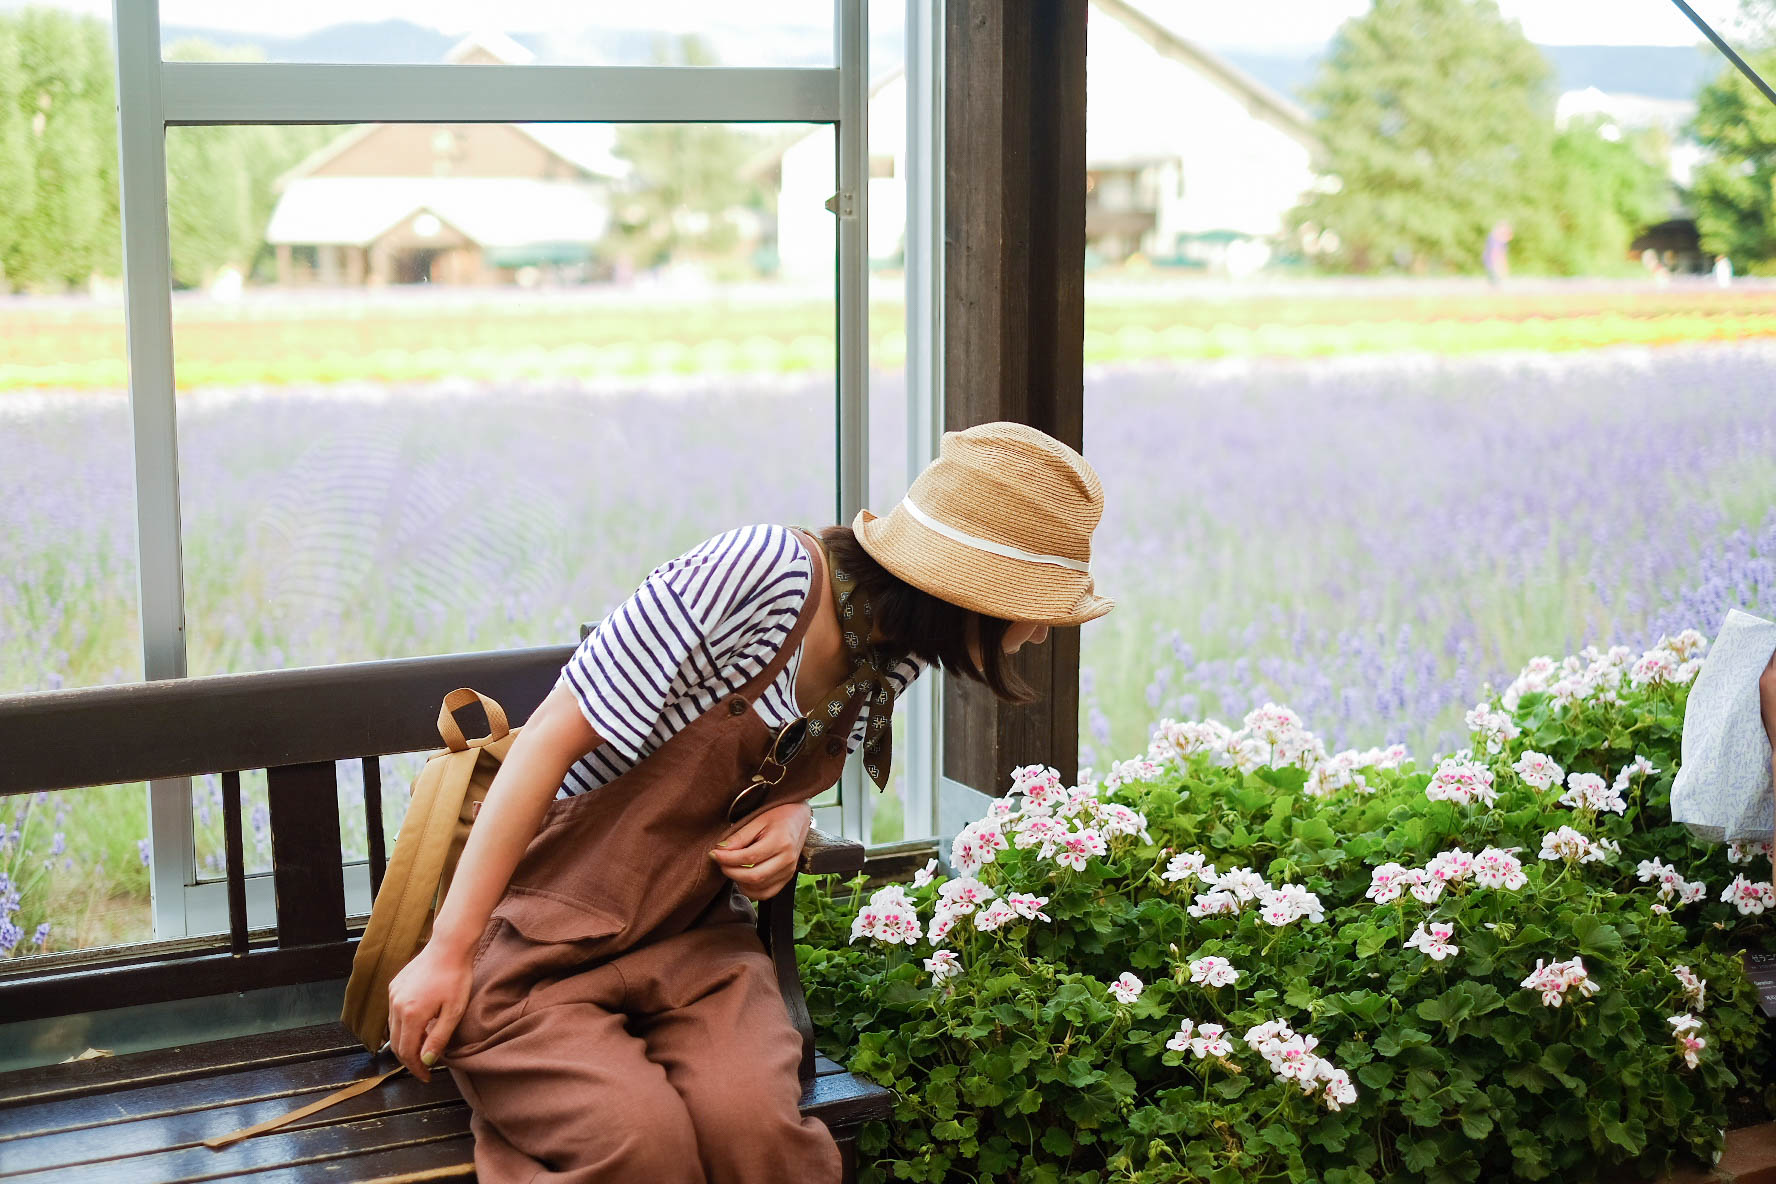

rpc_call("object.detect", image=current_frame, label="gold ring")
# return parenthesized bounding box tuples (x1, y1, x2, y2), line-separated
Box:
(743, 862, 755, 868)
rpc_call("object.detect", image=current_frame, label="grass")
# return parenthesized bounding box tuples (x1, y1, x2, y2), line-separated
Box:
(4, 282, 1776, 392)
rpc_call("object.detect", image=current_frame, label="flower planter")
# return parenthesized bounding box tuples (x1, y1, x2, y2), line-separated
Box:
(1654, 1123, 1776, 1184)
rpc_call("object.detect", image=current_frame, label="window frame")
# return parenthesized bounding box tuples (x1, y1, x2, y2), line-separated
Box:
(106, 0, 945, 940)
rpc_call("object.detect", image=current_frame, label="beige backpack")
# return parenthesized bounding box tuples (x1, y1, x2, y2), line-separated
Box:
(340, 687, 517, 1051)
(207, 688, 516, 1152)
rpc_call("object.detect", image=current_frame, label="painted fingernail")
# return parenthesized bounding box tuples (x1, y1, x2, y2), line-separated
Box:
(421, 1051, 438, 1067)
(715, 840, 729, 848)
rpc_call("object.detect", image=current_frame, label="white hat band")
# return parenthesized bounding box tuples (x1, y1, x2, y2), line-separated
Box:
(899, 497, 1091, 573)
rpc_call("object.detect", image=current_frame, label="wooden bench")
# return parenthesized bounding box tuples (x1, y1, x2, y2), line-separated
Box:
(0, 645, 891, 1181)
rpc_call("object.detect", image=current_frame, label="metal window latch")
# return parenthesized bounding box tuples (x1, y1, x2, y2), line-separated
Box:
(825, 191, 854, 217)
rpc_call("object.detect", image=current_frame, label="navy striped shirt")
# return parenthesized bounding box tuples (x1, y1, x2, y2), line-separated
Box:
(557, 524, 925, 797)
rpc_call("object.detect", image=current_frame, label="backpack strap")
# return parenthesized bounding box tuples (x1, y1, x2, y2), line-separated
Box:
(340, 689, 504, 1050)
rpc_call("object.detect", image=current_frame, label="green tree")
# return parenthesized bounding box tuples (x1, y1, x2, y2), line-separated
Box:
(162, 41, 331, 289)
(1290, 0, 1556, 273)
(1, 9, 113, 291)
(607, 34, 768, 273)
(1513, 121, 1671, 275)
(1689, 47, 1776, 272)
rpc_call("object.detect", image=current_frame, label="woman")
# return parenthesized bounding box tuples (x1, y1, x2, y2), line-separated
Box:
(386, 420, 1113, 1183)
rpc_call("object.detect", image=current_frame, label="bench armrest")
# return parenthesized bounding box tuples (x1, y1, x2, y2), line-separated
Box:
(798, 826, 864, 877)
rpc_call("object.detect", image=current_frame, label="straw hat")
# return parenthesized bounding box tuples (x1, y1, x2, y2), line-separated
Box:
(853, 421, 1114, 626)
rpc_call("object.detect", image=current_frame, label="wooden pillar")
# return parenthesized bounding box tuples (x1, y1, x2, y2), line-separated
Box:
(275, 243, 292, 286)
(942, 0, 1087, 796)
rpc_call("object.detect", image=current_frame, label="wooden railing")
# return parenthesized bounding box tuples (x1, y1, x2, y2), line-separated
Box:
(0, 645, 563, 1021)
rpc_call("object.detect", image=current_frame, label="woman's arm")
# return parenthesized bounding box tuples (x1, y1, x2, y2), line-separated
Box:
(387, 682, 597, 1080)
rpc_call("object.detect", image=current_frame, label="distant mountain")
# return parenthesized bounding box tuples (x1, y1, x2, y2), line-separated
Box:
(161, 18, 896, 70)
(1218, 43, 1728, 107)
(162, 19, 459, 64)
(160, 19, 1728, 109)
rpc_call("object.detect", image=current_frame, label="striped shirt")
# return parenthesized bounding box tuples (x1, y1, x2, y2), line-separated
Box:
(556, 524, 925, 797)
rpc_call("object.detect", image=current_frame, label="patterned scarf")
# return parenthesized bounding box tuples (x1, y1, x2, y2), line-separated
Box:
(802, 541, 900, 790)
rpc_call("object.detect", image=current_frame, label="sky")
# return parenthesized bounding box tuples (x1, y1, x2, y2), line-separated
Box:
(1, 0, 1748, 48)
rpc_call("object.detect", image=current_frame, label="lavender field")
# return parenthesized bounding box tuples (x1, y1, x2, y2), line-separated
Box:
(3, 342, 1775, 953)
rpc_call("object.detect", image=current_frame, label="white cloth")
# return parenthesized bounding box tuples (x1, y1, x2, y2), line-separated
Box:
(1671, 608, 1776, 843)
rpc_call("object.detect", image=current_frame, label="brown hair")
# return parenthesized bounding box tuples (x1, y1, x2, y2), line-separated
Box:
(819, 525, 1036, 704)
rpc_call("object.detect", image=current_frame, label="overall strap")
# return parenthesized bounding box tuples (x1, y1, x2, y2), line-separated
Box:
(732, 526, 827, 704)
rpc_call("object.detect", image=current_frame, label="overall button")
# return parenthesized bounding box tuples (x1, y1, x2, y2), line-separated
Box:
(728, 698, 748, 716)
(825, 738, 844, 757)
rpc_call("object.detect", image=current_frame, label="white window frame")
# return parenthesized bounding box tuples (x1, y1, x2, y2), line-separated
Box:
(110, 0, 943, 939)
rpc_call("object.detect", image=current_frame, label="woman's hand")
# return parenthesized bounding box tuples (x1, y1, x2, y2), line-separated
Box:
(710, 800, 813, 901)
(387, 940, 474, 1082)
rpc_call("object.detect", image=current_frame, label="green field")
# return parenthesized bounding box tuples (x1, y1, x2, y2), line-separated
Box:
(4, 283, 1776, 391)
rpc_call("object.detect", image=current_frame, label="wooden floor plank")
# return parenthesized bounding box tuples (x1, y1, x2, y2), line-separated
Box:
(0, 1074, 459, 1176)
(4, 1106, 472, 1184)
(0, 1025, 357, 1108)
(0, 1049, 392, 1141)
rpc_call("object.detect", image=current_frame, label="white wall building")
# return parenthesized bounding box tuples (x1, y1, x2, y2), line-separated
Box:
(772, 0, 1321, 281)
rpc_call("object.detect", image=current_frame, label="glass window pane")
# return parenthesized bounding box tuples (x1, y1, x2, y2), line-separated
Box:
(0, 4, 135, 695)
(3, 785, 154, 957)
(0, 4, 147, 961)
(157, 5, 843, 67)
(1078, 0, 1776, 772)
(166, 119, 836, 677)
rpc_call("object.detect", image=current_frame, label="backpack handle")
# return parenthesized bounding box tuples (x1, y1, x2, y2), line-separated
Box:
(438, 688, 510, 752)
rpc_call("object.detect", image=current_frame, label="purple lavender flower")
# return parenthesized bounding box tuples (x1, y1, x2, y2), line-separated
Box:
(33, 922, 50, 948)
(137, 837, 151, 867)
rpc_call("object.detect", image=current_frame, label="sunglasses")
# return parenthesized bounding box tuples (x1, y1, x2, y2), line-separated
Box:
(726, 717, 810, 823)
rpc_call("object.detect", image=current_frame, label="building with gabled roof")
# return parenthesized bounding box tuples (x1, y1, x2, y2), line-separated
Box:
(264, 32, 628, 285)
(762, 0, 1323, 281)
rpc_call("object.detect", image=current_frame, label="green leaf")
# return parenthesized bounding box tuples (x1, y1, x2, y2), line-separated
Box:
(1571, 914, 1623, 958)
(1040, 1126, 1074, 1157)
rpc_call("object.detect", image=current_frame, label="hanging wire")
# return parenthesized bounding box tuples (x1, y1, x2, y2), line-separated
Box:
(1668, 0, 1776, 108)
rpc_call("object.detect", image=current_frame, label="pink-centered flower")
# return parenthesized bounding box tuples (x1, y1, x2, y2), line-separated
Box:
(937, 877, 995, 914)
(1404, 921, 1460, 962)
(1006, 892, 1051, 922)
(1425, 757, 1498, 807)
(1188, 955, 1240, 988)
(1473, 847, 1527, 890)
(1162, 851, 1212, 883)
(1721, 875, 1776, 916)
(1513, 750, 1564, 791)
(1187, 889, 1241, 918)
(1109, 972, 1143, 1004)
(1520, 957, 1600, 1008)
(924, 950, 961, 983)
(971, 898, 1018, 932)
(1670, 1013, 1706, 1069)
(1559, 772, 1627, 816)
(1366, 862, 1409, 905)
(1673, 965, 1707, 1012)
(1053, 826, 1107, 871)
(1190, 1022, 1234, 1059)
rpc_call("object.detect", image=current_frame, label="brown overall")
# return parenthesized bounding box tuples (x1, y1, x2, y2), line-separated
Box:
(446, 528, 860, 1184)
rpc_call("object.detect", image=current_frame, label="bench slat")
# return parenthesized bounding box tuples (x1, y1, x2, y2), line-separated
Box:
(4, 1104, 474, 1184)
(798, 1064, 894, 1128)
(1, 1074, 459, 1175)
(1, 1049, 388, 1140)
(0, 1025, 360, 1109)
(225, 1135, 474, 1182)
